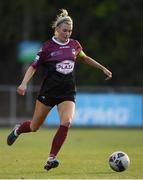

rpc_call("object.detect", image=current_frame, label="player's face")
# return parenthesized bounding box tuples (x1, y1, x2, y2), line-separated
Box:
(56, 23, 73, 43)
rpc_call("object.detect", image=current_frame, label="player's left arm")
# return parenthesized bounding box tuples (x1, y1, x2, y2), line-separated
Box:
(78, 50, 112, 80)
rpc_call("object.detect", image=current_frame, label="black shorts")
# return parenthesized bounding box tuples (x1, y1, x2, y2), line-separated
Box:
(37, 72, 76, 107)
(37, 94, 75, 107)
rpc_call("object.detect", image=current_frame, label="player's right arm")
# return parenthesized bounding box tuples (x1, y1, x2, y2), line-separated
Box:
(17, 66, 36, 96)
(17, 45, 46, 96)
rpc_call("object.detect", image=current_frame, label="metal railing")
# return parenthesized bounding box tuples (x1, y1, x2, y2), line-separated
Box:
(0, 85, 39, 126)
(0, 85, 143, 126)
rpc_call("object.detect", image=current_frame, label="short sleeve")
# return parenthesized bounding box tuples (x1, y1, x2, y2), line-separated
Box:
(75, 40, 83, 56)
(31, 47, 46, 69)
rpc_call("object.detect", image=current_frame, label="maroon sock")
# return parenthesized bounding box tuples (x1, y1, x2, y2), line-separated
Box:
(16, 120, 31, 135)
(49, 125, 69, 157)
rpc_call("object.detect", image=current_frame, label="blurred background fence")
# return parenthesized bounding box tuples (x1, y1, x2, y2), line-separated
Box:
(0, 85, 143, 127)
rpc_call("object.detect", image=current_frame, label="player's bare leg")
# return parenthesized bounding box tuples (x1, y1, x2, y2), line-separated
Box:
(30, 100, 52, 131)
(7, 100, 52, 145)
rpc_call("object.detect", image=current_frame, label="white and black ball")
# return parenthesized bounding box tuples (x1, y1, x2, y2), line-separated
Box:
(109, 151, 130, 172)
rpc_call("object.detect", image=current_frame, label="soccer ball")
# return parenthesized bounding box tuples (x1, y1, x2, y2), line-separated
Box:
(109, 151, 130, 172)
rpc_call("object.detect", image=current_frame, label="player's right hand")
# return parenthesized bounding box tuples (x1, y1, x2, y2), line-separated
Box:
(17, 84, 27, 96)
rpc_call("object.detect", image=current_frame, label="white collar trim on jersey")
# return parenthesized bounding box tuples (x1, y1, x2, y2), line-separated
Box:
(52, 36, 70, 45)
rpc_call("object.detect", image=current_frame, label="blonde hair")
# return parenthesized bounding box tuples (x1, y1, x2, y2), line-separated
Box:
(52, 9, 73, 29)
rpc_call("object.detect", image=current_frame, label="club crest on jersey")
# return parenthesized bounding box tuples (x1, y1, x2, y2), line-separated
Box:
(56, 60, 74, 74)
(72, 48, 76, 55)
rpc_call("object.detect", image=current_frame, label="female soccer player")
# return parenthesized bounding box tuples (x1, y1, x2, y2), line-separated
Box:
(7, 9, 112, 171)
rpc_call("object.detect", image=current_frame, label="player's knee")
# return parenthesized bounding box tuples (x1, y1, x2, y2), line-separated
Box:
(30, 124, 39, 132)
(61, 120, 71, 128)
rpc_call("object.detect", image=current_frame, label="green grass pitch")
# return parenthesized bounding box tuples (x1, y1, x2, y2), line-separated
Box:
(0, 128, 143, 179)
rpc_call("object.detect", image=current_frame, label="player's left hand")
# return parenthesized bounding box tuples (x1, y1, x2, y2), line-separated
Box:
(103, 68, 112, 80)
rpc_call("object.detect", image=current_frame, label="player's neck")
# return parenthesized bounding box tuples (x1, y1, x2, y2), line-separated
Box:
(52, 36, 69, 45)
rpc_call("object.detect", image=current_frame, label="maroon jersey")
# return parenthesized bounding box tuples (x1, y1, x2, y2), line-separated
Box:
(32, 37, 82, 75)
(32, 37, 82, 98)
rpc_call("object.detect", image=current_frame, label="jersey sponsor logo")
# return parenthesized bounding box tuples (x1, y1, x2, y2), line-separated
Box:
(56, 60, 74, 74)
(41, 95, 46, 99)
(35, 55, 40, 61)
(38, 48, 42, 52)
(51, 50, 63, 57)
(34, 48, 42, 61)
(59, 46, 70, 49)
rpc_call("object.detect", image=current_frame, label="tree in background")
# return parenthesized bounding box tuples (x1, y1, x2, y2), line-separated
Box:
(0, 0, 143, 86)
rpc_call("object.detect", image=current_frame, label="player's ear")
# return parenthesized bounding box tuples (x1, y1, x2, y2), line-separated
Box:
(55, 26, 60, 32)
